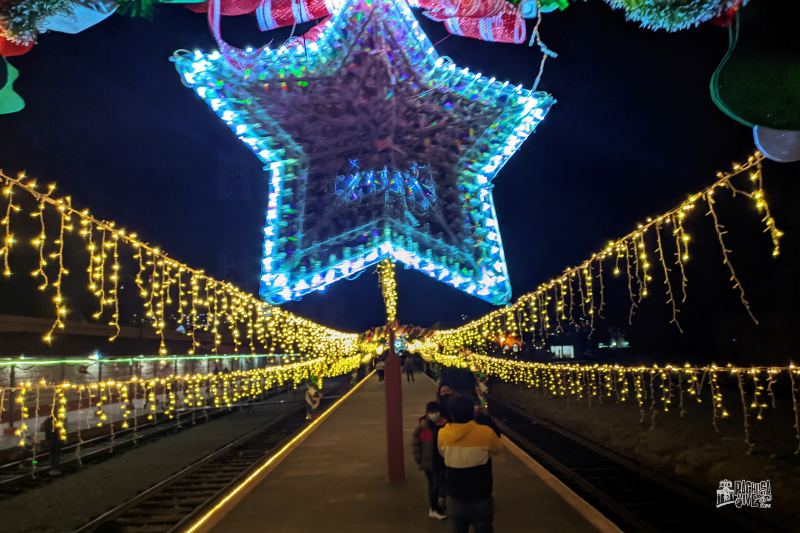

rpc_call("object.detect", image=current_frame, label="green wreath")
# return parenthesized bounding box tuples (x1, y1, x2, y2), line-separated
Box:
(604, 0, 742, 32)
(0, 0, 74, 44)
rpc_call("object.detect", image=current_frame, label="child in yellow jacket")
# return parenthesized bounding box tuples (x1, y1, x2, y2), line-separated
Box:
(438, 395, 502, 533)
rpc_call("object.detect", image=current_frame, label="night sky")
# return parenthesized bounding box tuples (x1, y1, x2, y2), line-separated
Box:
(1, 1, 798, 362)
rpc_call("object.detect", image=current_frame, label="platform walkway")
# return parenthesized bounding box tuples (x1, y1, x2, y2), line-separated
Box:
(211, 374, 603, 532)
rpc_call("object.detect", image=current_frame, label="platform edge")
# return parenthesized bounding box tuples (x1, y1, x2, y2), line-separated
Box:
(500, 434, 623, 533)
(186, 370, 376, 533)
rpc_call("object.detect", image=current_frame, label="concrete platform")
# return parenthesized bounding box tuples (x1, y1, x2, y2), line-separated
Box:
(212, 374, 602, 532)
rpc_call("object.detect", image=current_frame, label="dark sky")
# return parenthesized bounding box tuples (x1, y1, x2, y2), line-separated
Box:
(1, 1, 798, 360)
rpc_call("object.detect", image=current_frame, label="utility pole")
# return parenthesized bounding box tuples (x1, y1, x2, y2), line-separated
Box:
(378, 259, 404, 483)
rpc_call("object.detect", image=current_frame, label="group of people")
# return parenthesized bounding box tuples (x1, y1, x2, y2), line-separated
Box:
(412, 383, 502, 533)
(375, 354, 417, 383)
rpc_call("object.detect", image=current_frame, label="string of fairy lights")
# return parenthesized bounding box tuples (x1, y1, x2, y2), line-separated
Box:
(377, 259, 398, 324)
(0, 170, 359, 359)
(420, 351, 800, 455)
(414, 151, 797, 454)
(3, 354, 363, 448)
(429, 152, 783, 354)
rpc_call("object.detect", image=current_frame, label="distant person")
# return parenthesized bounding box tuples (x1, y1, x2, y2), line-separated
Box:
(41, 416, 62, 476)
(305, 380, 322, 420)
(438, 395, 502, 533)
(412, 401, 448, 520)
(404, 355, 416, 382)
(376, 358, 385, 383)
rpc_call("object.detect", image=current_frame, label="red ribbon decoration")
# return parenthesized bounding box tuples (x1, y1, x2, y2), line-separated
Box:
(440, 2, 526, 44)
(418, 0, 506, 21)
(0, 36, 34, 57)
(187, 0, 261, 16)
(711, 0, 743, 28)
(256, 0, 338, 31)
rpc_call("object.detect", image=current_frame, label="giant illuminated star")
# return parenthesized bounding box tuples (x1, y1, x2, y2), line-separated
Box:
(175, 0, 554, 305)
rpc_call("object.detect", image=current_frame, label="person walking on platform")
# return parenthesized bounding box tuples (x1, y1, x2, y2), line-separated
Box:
(376, 358, 385, 383)
(404, 355, 416, 382)
(438, 395, 502, 533)
(41, 415, 63, 476)
(412, 401, 448, 520)
(305, 378, 322, 421)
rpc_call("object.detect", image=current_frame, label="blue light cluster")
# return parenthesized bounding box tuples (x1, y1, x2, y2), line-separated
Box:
(174, 0, 554, 306)
(334, 161, 437, 210)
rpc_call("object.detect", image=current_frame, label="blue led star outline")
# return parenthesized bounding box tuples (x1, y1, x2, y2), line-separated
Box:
(175, 0, 554, 305)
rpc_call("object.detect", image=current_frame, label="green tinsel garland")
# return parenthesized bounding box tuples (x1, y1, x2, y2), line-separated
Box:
(604, 0, 743, 32)
(0, 0, 75, 44)
(116, 0, 159, 18)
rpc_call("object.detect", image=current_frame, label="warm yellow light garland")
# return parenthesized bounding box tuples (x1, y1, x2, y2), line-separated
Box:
(377, 259, 398, 324)
(0, 170, 358, 359)
(421, 347, 800, 454)
(430, 152, 783, 353)
(7, 354, 363, 447)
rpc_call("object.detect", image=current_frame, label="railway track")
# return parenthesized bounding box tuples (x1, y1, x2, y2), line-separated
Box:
(0, 387, 299, 497)
(73, 381, 353, 533)
(488, 394, 779, 533)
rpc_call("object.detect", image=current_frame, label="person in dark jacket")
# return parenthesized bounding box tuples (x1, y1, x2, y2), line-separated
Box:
(376, 358, 385, 383)
(412, 401, 448, 520)
(41, 416, 62, 476)
(404, 355, 416, 382)
(436, 383, 455, 421)
(438, 395, 502, 533)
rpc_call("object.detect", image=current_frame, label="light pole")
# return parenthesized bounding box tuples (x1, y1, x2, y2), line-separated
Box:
(378, 259, 404, 483)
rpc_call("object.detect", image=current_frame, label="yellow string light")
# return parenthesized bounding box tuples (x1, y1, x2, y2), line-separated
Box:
(428, 152, 782, 355)
(30, 201, 49, 291)
(377, 259, 398, 324)
(1, 178, 21, 277)
(0, 169, 359, 359)
(0, 354, 362, 440)
(420, 349, 799, 453)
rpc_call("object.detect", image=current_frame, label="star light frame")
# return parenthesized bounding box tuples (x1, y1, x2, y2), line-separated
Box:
(174, 0, 553, 306)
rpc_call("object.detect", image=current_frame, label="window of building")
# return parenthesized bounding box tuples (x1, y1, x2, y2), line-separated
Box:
(550, 345, 575, 359)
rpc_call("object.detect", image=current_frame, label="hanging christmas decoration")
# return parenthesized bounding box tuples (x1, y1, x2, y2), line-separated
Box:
(0, 0, 75, 45)
(0, 168, 360, 357)
(185, 0, 260, 15)
(0, 35, 34, 56)
(0, 57, 25, 114)
(604, 0, 746, 32)
(424, 152, 782, 354)
(255, 0, 338, 31)
(39, 0, 117, 34)
(440, 1, 526, 44)
(425, 354, 800, 455)
(710, 5, 800, 162)
(519, 0, 569, 18)
(175, 0, 553, 305)
(417, 0, 507, 20)
(710, 0, 742, 27)
(116, 0, 160, 18)
(754, 127, 800, 164)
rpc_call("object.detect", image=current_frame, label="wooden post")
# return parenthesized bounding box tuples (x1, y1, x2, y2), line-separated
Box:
(378, 259, 404, 483)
